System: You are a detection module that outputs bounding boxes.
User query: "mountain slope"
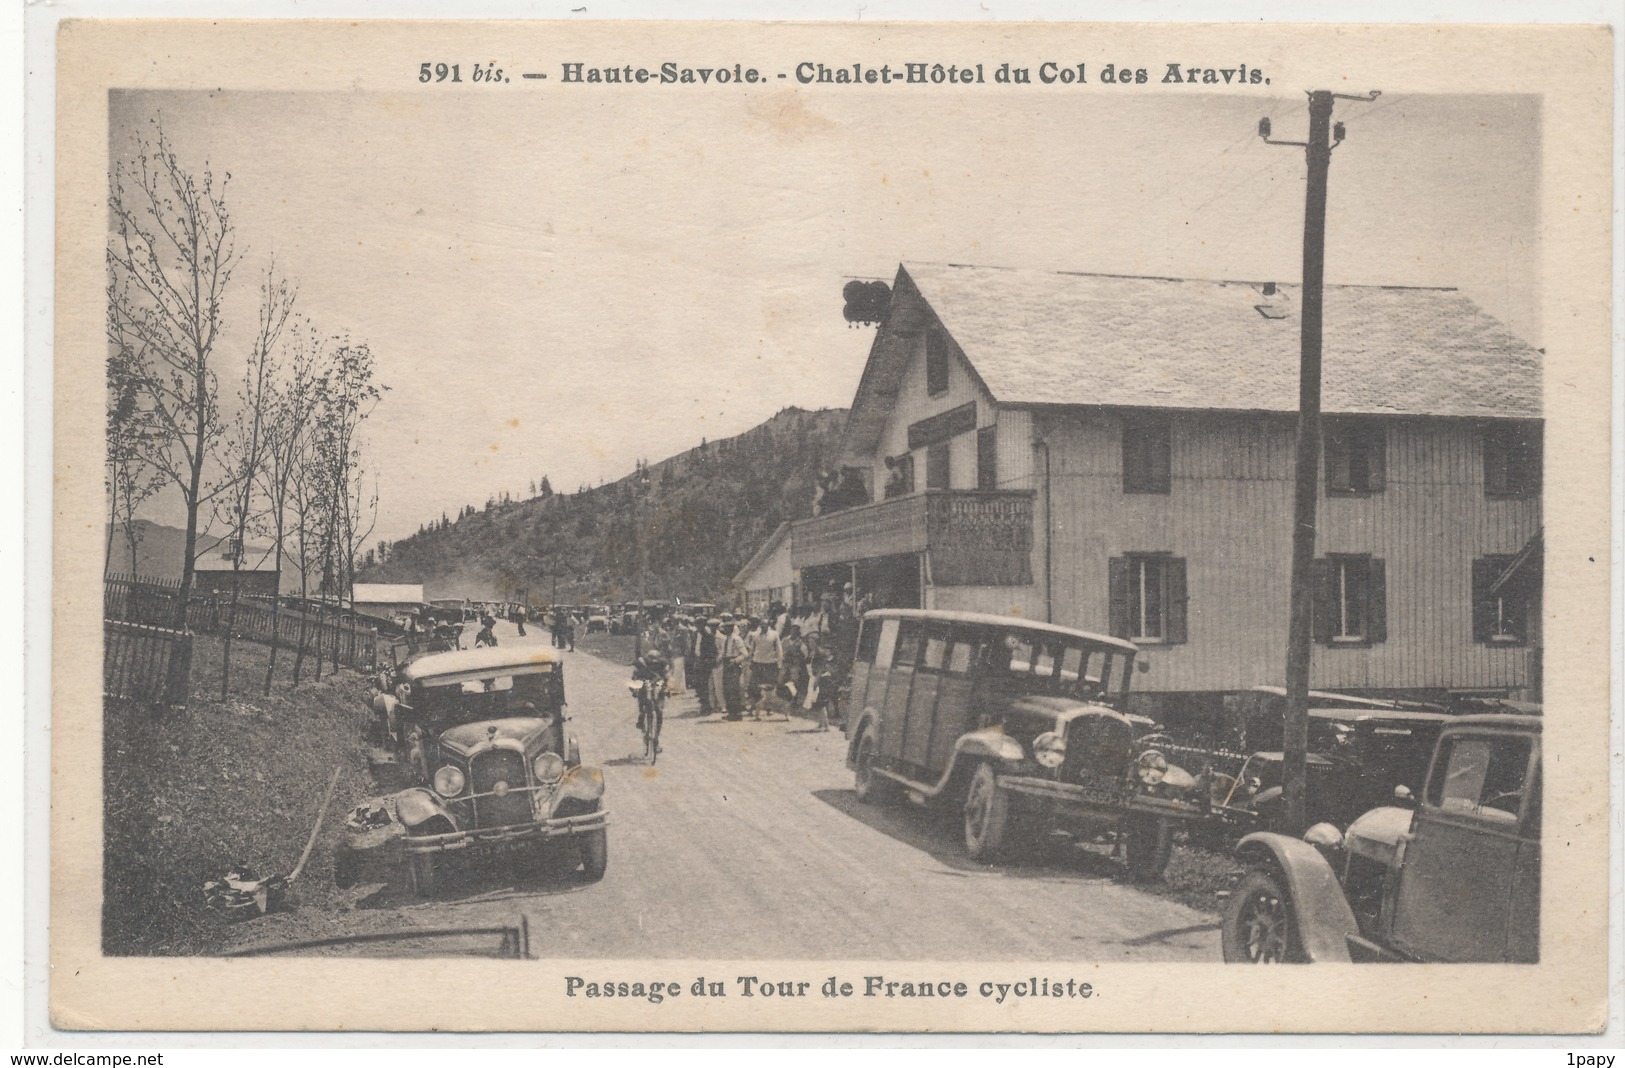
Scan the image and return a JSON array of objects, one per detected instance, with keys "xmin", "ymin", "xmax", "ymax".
[{"xmin": 360, "ymin": 406, "xmax": 847, "ymax": 603}]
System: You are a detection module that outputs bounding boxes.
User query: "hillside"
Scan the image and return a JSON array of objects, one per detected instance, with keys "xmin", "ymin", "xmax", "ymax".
[{"xmin": 359, "ymin": 406, "xmax": 848, "ymax": 603}]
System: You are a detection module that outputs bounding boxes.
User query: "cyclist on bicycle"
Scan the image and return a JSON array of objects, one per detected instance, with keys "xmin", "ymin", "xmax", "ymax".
[{"xmin": 630, "ymin": 649, "xmax": 669, "ymax": 740}]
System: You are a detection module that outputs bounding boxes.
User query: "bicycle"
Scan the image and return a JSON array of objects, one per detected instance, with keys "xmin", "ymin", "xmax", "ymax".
[{"xmin": 633, "ymin": 677, "xmax": 664, "ymax": 764}]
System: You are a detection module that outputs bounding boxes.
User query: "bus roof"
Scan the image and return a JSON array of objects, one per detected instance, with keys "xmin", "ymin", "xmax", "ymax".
[{"xmin": 859, "ymin": 609, "xmax": 1139, "ymax": 654}]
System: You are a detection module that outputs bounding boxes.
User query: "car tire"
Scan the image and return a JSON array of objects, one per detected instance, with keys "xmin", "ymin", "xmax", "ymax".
[
  {"xmin": 578, "ymin": 827, "xmax": 609, "ymax": 883},
  {"xmin": 407, "ymin": 852, "xmax": 438, "ymax": 897},
  {"xmin": 1222, "ymin": 868, "xmax": 1304, "ymax": 963},
  {"xmin": 963, "ymin": 763, "xmax": 1009, "ymax": 862},
  {"xmin": 852, "ymin": 725, "xmax": 891, "ymax": 805},
  {"xmin": 1123, "ymin": 814, "xmax": 1175, "ymax": 879}
]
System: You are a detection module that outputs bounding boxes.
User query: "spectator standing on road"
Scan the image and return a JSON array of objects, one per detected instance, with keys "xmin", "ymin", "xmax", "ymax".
[
  {"xmin": 746, "ymin": 617, "xmax": 782, "ymax": 720},
  {"xmin": 514, "ymin": 603, "xmax": 528, "ymax": 637},
  {"xmin": 564, "ymin": 612, "xmax": 577, "ymax": 651},
  {"xmin": 668, "ymin": 616, "xmax": 691, "ymax": 695},
  {"xmin": 780, "ymin": 624, "xmax": 808, "ymax": 716},
  {"xmin": 720, "ymin": 619, "xmax": 747, "ymax": 720},
  {"xmin": 806, "ymin": 633, "xmax": 837, "ymax": 732},
  {"xmin": 692, "ymin": 617, "xmax": 719, "ymax": 715},
  {"xmin": 475, "ymin": 615, "xmax": 498, "ymax": 648}
]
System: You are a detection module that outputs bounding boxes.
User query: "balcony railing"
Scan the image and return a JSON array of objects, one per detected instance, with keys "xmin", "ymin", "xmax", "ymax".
[{"xmin": 791, "ymin": 489, "xmax": 1034, "ymax": 586}]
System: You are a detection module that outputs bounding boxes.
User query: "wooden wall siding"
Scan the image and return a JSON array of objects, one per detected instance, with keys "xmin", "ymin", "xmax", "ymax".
[
  {"xmin": 929, "ymin": 583, "xmax": 1045, "ymax": 619},
  {"xmin": 1038, "ymin": 410, "xmax": 1539, "ymax": 694}
]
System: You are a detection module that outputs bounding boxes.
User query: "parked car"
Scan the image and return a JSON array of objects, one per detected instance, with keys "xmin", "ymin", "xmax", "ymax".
[
  {"xmin": 340, "ymin": 646, "xmax": 609, "ymax": 896},
  {"xmin": 1222, "ymin": 712, "xmax": 1540, "ymax": 963},
  {"xmin": 587, "ymin": 605, "xmax": 611, "ymax": 634},
  {"xmin": 843, "ymin": 609, "xmax": 1208, "ymax": 876},
  {"xmin": 1201, "ymin": 705, "xmax": 1456, "ymax": 836}
]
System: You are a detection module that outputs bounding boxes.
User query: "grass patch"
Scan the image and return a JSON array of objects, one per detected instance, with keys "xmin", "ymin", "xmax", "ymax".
[{"xmin": 102, "ymin": 634, "xmax": 379, "ymax": 956}]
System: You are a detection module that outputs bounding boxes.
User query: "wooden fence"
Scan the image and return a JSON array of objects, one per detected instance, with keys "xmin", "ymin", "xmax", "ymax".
[
  {"xmin": 105, "ymin": 574, "xmax": 381, "ymax": 677},
  {"xmin": 104, "ymin": 620, "xmax": 193, "ymax": 707},
  {"xmin": 104, "ymin": 573, "xmax": 188, "ymax": 629},
  {"xmin": 186, "ymin": 599, "xmax": 380, "ymax": 674}
]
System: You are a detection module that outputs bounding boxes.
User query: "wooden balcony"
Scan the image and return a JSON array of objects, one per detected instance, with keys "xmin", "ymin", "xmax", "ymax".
[{"xmin": 791, "ymin": 490, "xmax": 1034, "ymax": 586}]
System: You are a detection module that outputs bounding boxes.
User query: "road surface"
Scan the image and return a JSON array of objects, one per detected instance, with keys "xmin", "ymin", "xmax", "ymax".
[{"xmin": 305, "ymin": 620, "xmax": 1220, "ymax": 961}]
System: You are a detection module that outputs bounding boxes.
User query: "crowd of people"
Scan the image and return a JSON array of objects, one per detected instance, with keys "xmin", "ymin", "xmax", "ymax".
[{"xmin": 629, "ymin": 589, "xmax": 870, "ymax": 731}]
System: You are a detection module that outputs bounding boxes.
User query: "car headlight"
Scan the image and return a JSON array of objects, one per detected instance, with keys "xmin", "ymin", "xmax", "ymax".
[
  {"xmin": 1032, "ymin": 731, "xmax": 1066, "ymax": 769},
  {"xmin": 534, "ymin": 751, "xmax": 566, "ymax": 783},
  {"xmin": 1136, "ymin": 750, "xmax": 1168, "ymax": 785},
  {"xmin": 432, "ymin": 765, "xmax": 466, "ymax": 797}
]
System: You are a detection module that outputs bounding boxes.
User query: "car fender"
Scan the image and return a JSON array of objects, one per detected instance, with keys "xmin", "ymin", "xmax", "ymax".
[
  {"xmin": 845, "ymin": 709, "xmax": 880, "ymax": 768},
  {"xmin": 1234, "ymin": 832, "xmax": 1358, "ymax": 963},
  {"xmin": 953, "ymin": 728, "xmax": 1026, "ymax": 767},
  {"xmin": 393, "ymin": 787, "xmax": 459, "ymax": 833},
  {"xmin": 558, "ymin": 764, "xmax": 605, "ymax": 805}
]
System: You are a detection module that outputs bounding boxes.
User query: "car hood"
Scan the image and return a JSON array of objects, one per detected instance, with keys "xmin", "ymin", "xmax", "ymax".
[
  {"xmin": 1342, "ymin": 805, "xmax": 1415, "ymax": 868},
  {"xmin": 439, "ymin": 716, "xmax": 554, "ymax": 755},
  {"xmin": 996, "ymin": 694, "xmax": 1132, "ymax": 726}
]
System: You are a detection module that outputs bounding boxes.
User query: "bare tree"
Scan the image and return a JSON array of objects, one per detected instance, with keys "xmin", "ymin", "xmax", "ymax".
[
  {"xmin": 107, "ymin": 120, "xmax": 240, "ymax": 598},
  {"xmin": 211, "ymin": 266, "xmax": 297, "ymax": 698},
  {"xmin": 257, "ymin": 321, "xmax": 324, "ymax": 693},
  {"xmin": 104, "ymin": 327, "xmax": 165, "ymax": 576}
]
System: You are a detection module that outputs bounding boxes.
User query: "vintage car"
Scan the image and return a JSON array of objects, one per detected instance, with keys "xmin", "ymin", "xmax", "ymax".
[
  {"xmin": 1198, "ymin": 704, "xmax": 1456, "ymax": 836},
  {"xmin": 844, "ymin": 610, "xmax": 1208, "ymax": 876},
  {"xmin": 586, "ymin": 605, "xmax": 612, "ymax": 634},
  {"xmin": 340, "ymin": 646, "xmax": 608, "ymax": 895},
  {"xmin": 1222, "ymin": 713, "xmax": 1540, "ymax": 963}
]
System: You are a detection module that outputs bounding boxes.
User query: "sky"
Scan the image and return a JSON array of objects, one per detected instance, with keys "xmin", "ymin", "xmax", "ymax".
[{"xmin": 109, "ymin": 88, "xmax": 1540, "ymax": 546}]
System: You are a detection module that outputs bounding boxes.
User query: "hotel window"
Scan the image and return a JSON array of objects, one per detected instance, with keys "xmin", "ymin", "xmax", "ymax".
[
  {"xmin": 1122, "ymin": 415, "xmax": 1172, "ymax": 494},
  {"xmin": 925, "ymin": 329, "xmax": 950, "ymax": 396},
  {"xmin": 1108, "ymin": 553, "xmax": 1188, "ymax": 644},
  {"xmin": 1313, "ymin": 554, "xmax": 1387, "ymax": 645},
  {"xmin": 1472, "ymin": 555, "xmax": 1529, "ymax": 645},
  {"xmin": 1324, "ymin": 418, "xmax": 1386, "ymax": 495},
  {"xmin": 1483, "ymin": 424, "xmax": 1541, "ymax": 499},
  {"xmin": 926, "ymin": 442, "xmax": 951, "ymax": 490}
]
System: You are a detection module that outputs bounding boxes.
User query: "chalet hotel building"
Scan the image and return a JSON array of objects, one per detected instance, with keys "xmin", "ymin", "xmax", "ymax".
[{"xmin": 758, "ymin": 262, "xmax": 1542, "ymax": 725}]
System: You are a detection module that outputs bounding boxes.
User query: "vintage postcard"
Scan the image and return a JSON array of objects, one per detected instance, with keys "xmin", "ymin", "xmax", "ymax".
[{"xmin": 47, "ymin": 16, "xmax": 1612, "ymax": 1034}]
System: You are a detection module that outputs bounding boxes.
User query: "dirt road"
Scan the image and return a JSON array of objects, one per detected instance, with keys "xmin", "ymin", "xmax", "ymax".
[{"xmin": 260, "ymin": 622, "xmax": 1220, "ymax": 961}]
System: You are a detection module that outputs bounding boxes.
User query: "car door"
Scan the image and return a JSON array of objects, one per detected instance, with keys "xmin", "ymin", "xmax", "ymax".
[
  {"xmin": 1388, "ymin": 729, "xmax": 1534, "ymax": 962},
  {"xmin": 927, "ymin": 634, "xmax": 981, "ymax": 773},
  {"xmin": 876, "ymin": 621, "xmax": 920, "ymax": 761},
  {"xmin": 901, "ymin": 628, "xmax": 950, "ymax": 771}
]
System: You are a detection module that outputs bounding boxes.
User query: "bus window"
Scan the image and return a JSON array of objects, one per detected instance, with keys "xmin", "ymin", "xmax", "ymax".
[
  {"xmin": 1005, "ymin": 637, "xmax": 1034, "ymax": 675},
  {"xmin": 1033, "ymin": 643, "xmax": 1057, "ymax": 678},
  {"xmin": 946, "ymin": 639, "xmax": 977, "ymax": 676},
  {"xmin": 922, "ymin": 634, "xmax": 948, "ymax": 671},
  {"xmin": 894, "ymin": 622, "xmax": 923, "ymax": 667},
  {"xmin": 855, "ymin": 618, "xmax": 883, "ymax": 664},
  {"xmin": 873, "ymin": 618, "xmax": 900, "ymax": 670}
]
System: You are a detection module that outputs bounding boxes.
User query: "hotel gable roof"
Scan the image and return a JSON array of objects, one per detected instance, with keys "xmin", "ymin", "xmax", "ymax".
[{"xmin": 839, "ymin": 261, "xmax": 1544, "ymax": 461}]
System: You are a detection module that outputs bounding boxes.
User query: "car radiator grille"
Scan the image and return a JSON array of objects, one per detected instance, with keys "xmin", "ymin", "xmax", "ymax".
[
  {"xmin": 1062, "ymin": 716, "xmax": 1135, "ymax": 791},
  {"xmin": 470, "ymin": 749, "xmax": 532, "ymax": 828}
]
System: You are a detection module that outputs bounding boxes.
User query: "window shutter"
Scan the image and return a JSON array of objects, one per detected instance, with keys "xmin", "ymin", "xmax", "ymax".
[
  {"xmin": 1471, "ymin": 557, "xmax": 1498, "ymax": 643},
  {"xmin": 1165, "ymin": 557, "xmax": 1189, "ymax": 645},
  {"xmin": 1366, "ymin": 558, "xmax": 1387, "ymax": 643},
  {"xmin": 1108, "ymin": 556, "xmax": 1131, "ymax": 639},
  {"xmin": 1366, "ymin": 424, "xmax": 1386, "ymax": 492},
  {"xmin": 1311, "ymin": 559, "xmax": 1335, "ymax": 644}
]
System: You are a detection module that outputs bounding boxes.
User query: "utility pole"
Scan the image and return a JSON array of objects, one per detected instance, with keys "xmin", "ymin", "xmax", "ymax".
[{"xmin": 1258, "ymin": 88, "xmax": 1379, "ymax": 833}]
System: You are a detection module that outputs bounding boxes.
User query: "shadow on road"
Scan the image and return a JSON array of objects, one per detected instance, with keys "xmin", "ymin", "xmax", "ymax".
[
  {"xmin": 354, "ymin": 847, "xmax": 599, "ymax": 909},
  {"xmin": 811, "ymin": 788, "xmax": 1127, "ymax": 883}
]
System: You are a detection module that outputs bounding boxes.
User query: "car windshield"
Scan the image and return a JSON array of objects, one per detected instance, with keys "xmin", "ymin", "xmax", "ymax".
[
  {"xmin": 419, "ymin": 670, "xmax": 561, "ymax": 722},
  {"xmin": 992, "ymin": 633, "xmax": 1132, "ymax": 701}
]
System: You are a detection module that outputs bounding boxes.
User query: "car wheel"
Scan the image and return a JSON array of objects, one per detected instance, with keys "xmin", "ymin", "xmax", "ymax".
[
  {"xmin": 1123, "ymin": 814, "xmax": 1175, "ymax": 879},
  {"xmin": 963, "ymin": 763, "xmax": 1009, "ymax": 862},
  {"xmin": 852, "ymin": 725, "xmax": 890, "ymax": 805},
  {"xmin": 578, "ymin": 827, "xmax": 609, "ymax": 882},
  {"xmin": 1222, "ymin": 868, "xmax": 1304, "ymax": 963},
  {"xmin": 407, "ymin": 852, "xmax": 438, "ymax": 897}
]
